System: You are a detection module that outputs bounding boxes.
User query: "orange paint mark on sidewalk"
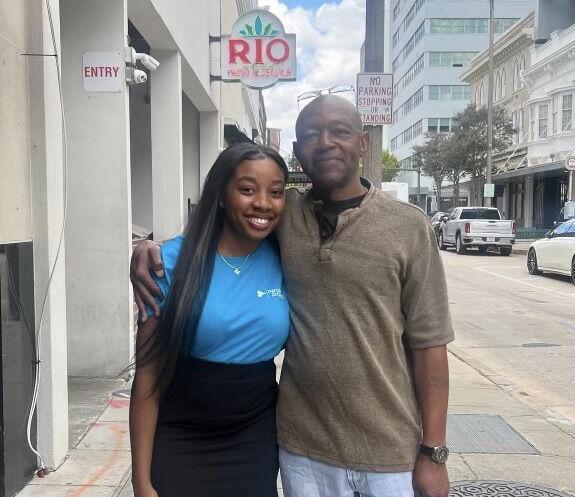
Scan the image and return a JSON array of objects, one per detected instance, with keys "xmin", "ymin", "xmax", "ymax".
[
  {"xmin": 70, "ymin": 424, "xmax": 127, "ymax": 497},
  {"xmin": 109, "ymin": 398, "xmax": 130, "ymax": 409}
]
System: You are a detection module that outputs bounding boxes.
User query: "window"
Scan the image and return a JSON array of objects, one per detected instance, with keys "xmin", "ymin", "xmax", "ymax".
[
  {"xmin": 398, "ymin": 87, "xmax": 424, "ymax": 117},
  {"xmin": 402, "ymin": 0, "xmax": 425, "ymax": 32},
  {"xmin": 479, "ymin": 82, "xmax": 485, "ymax": 106},
  {"xmin": 513, "ymin": 59, "xmax": 520, "ymax": 92},
  {"xmin": 568, "ymin": 221, "xmax": 575, "ymax": 234},
  {"xmin": 395, "ymin": 55, "xmax": 425, "ymax": 97},
  {"xmin": 495, "ymin": 72, "xmax": 501, "ymax": 101},
  {"xmin": 562, "ymin": 94, "xmax": 573, "ymax": 131},
  {"xmin": 494, "ymin": 18, "xmax": 518, "ymax": 33},
  {"xmin": 460, "ymin": 209, "xmax": 501, "ymax": 220},
  {"xmin": 538, "ymin": 103, "xmax": 549, "ymax": 139},
  {"xmin": 552, "ymin": 97, "xmax": 558, "ymax": 135},
  {"xmin": 393, "ymin": 120, "xmax": 424, "ymax": 147},
  {"xmin": 403, "ymin": 22, "xmax": 425, "ymax": 60},
  {"xmin": 501, "ymin": 69, "xmax": 506, "ymax": 99},
  {"xmin": 429, "ymin": 85, "xmax": 470, "ymax": 101},
  {"xmin": 430, "ymin": 18, "xmax": 517, "ymax": 34},
  {"xmin": 519, "ymin": 56, "xmax": 526, "ymax": 89},
  {"xmin": 393, "ymin": 56, "xmax": 400, "ymax": 72},
  {"xmin": 529, "ymin": 106, "xmax": 536, "ymax": 141},
  {"xmin": 428, "ymin": 118, "xmax": 454, "ymax": 133},
  {"xmin": 429, "ymin": 52, "xmax": 478, "ymax": 68},
  {"xmin": 512, "ymin": 111, "xmax": 518, "ymax": 144},
  {"xmin": 553, "ymin": 220, "xmax": 574, "ymax": 236},
  {"xmin": 393, "ymin": 29, "xmax": 400, "ymax": 47}
]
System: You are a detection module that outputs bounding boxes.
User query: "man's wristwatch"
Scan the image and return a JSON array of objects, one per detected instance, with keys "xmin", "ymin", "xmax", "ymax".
[{"xmin": 419, "ymin": 444, "xmax": 449, "ymax": 464}]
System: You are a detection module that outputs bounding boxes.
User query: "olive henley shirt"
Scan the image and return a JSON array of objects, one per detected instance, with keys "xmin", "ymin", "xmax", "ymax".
[{"xmin": 276, "ymin": 181, "xmax": 455, "ymax": 472}]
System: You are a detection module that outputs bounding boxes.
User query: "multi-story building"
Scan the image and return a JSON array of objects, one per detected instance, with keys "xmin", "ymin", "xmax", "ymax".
[
  {"xmin": 461, "ymin": 13, "xmax": 535, "ymax": 227},
  {"xmin": 389, "ymin": 0, "xmax": 535, "ymax": 207},
  {"xmin": 462, "ymin": 4, "xmax": 575, "ymax": 231}
]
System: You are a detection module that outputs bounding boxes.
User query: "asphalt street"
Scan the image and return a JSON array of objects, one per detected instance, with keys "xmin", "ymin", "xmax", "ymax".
[{"xmin": 442, "ymin": 247, "xmax": 575, "ymax": 425}]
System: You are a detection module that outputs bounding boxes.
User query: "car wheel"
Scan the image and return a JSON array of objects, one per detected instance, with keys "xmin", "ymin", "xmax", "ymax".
[
  {"xmin": 438, "ymin": 232, "xmax": 447, "ymax": 251},
  {"xmin": 456, "ymin": 234, "xmax": 466, "ymax": 255},
  {"xmin": 527, "ymin": 248, "xmax": 541, "ymax": 275},
  {"xmin": 500, "ymin": 247, "xmax": 512, "ymax": 256},
  {"xmin": 571, "ymin": 256, "xmax": 575, "ymax": 285}
]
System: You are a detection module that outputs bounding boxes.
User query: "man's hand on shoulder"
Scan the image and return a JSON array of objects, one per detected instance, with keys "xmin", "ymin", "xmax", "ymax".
[
  {"xmin": 130, "ymin": 240, "xmax": 163, "ymax": 321},
  {"xmin": 413, "ymin": 453, "xmax": 449, "ymax": 497}
]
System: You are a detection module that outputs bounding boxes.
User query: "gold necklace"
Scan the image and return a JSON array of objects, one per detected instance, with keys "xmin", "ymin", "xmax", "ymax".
[{"xmin": 217, "ymin": 249, "xmax": 254, "ymax": 275}]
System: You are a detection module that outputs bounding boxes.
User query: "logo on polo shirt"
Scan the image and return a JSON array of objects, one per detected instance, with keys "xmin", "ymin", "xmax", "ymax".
[{"xmin": 256, "ymin": 288, "xmax": 285, "ymax": 299}]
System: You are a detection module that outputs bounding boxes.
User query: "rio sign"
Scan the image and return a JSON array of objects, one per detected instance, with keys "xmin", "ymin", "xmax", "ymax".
[{"xmin": 221, "ymin": 9, "xmax": 296, "ymax": 89}]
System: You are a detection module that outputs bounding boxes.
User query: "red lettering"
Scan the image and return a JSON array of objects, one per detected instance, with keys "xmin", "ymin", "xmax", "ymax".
[
  {"xmin": 84, "ymin": 67, "xmax": 91, "ymax": 77},
  {"xmin": 266, "ymin": 39, "xmax": 289, "ymax": 63},
  {"xmin": 90, "ymin": 67, "xmax": 98, "ymax": 77},
  {"xmin": 255, "ymin": 38, "xmax": 264, "ymax": 64},
  {"xmin": 105, "ymin": 67, "xmax": 112, "ymax": 77},
  {"xmin": 229, "ymin": 39, "xmax": 250, "ymax": 64},
  {"xmin": 112, "ymin": 67, "xmax": 119, "ymax": 77}
]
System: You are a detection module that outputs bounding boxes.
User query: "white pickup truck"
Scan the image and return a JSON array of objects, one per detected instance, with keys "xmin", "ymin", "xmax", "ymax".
[{"xmin": 438, "ymin": 207, "xmax": 516, "ymax": 256}]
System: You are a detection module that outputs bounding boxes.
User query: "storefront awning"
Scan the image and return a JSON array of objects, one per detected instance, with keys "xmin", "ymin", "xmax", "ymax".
[{"xmin": 493, "ymin": 161, "xmax": 568, "ymax": 181}]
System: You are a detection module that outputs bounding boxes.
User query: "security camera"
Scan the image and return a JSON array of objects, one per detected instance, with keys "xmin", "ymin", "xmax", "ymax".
[
  {"xmin": 126, "ymin": 67, "xmax": 147, "ymax": 85},
  {"xmin": 133, "ymin": 69, "xmax": 147, "ymax": 84},
  {"xmin": 137, "ymin": 53, "xmax": 160, "ymax": 71},
  {"xmin": 125, "ymin": 47, "xmax": 160, "ymax": 72}
]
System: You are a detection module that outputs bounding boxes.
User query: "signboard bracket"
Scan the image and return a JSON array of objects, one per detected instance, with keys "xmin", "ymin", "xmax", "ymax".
[
  {"xmin": 210, "ymin": 75, "xmax": 222, "ymax": 82},
  {"xmin": 209, "ymin": 36, "xmax": 221, "ymax": 44}
]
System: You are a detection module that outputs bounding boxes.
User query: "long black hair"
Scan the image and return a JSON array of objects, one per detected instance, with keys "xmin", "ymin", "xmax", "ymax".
[{"xmin": 138, "ymin": 143, "xmax": 288, "ymax": 395}]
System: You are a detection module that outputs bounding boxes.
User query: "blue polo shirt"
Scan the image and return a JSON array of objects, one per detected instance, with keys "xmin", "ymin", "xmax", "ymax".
[{"xmin": 148, "ymin": 236, "xmax": 289, "ymax": 364}]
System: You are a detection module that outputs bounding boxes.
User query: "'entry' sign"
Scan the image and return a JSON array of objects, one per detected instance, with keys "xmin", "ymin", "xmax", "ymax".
[
  {"xmin": 82, "ymin": 52, "xmax": 123, "ymax": 93},
  {"xmin": 356, "ymin": 73, "xmax": 393, "ymax": 125}
]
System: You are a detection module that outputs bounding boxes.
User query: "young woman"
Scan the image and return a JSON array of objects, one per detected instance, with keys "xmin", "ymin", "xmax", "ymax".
[{"xmin": 129, "ymin": 143, "xmax": 290, "ymax": 497}]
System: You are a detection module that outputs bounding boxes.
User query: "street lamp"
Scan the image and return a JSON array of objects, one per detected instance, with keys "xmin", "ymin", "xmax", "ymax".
[{"xmin": 486, "ymin": 0, "xmax": 495, "ymax": 207}]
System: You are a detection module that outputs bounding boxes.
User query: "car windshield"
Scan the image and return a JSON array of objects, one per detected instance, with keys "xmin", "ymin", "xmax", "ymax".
[{"xmin": 459, "ymin": 209, "xmax": 501, "ymax": 220}]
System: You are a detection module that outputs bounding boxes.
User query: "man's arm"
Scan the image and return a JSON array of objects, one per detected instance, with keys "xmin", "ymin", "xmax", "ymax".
[
  {"xmin": 412, "ymin": 345, "xmax": 450, "ymax": 497},
  {"xmin": 130, "ymin": 240, "xmax": 164, "ymax": 320}
]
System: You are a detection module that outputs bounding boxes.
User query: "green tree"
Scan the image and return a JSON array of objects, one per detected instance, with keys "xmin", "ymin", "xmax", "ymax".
[
  {"xmin": 451, "ymin": 104, "xmax": 514, "ymax": 206},
  {"xmin": 413, "ymin": 133, "xmax": 448, "ymax": 210},
  {"xmin": 381, "ymin": 149, "xmax": 400, "ymax": 182},
  {"xmin": 285, "ymin": 153, "xmax": 302, "ymax": 172}
]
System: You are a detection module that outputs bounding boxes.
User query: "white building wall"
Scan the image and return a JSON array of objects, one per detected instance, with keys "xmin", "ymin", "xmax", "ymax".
[
  {"xmin": 183, "ymin": 94, "xmax": 201, "ymax": 210},
  {"xmin": 0, "ymin": 0, "xmax": 32, "ymax": 243},
  {"xmin": 130, "ymin": 82, "xmax": 153, "ymax": 231},
  {"xmin": 524, "ymin": 24, "xmax": 575, "ymax": 168},
  {"xmin": 61, "ymin": 0, "xmax": 134, "ymax": 377},
  {"xmin": 389, "ymin": 0, "xmax": 535, "ymax": 188}
]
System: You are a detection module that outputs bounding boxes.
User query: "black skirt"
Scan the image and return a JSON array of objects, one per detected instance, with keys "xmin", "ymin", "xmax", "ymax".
[{"xmin": 151, "ymin": 355, "xmax": 279, "ymax": 497}]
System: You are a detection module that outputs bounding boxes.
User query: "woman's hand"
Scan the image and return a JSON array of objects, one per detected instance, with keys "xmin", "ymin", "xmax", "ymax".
[
  {"xmin": 130, "ymin": 240, "xmax": 163, "ymax": 321},
  {"xmin": 133, "ymin": 480, "xmax": 159, "ymax": 497}
]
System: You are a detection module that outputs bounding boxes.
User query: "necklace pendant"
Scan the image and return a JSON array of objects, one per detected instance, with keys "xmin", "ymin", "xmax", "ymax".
[{"xmin": 234, "ymin": 268, "xmax": 241, "ymax": 275}]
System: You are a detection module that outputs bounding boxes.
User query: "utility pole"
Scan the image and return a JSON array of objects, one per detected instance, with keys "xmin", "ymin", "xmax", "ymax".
[
  {"xmin": 485, "ymin": 0, "xmax": 495, "ymax": 207},
  {"xmin": 363, "ymin": 0, "xmax": 385, "ymax": 187}
]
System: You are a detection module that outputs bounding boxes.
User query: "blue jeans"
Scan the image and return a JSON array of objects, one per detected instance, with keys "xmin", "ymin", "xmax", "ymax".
[{"xmin": 279, "ymin": 447, "xmax": 414, "ymax": 497}]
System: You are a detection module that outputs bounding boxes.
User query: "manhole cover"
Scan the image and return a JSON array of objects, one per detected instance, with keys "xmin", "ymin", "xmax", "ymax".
[
  {"xmin": 450, "ymin": 481, "xmax": 574, "ymax": 496},
  {"xmin": 447, "ymin": 415, "xmax": 538, "ymax": 454}
]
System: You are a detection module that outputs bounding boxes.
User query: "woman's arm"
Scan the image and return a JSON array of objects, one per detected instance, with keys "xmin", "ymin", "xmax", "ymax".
[{"xmin": 130, "ymin": 318, "xmax": 161, "ymax": 497}]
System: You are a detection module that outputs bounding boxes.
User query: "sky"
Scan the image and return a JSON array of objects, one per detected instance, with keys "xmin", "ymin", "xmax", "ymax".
[{"xmin": 261, "ymin": 0, "xmax": 366, "ymax": 157}]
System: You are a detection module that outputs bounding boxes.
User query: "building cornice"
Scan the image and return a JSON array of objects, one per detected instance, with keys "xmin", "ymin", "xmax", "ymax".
[
  {"xmin": 522, "ymin": 41, "xmax": 575, "ymax": 85},
  {"xmin": 461, "ymin": 13, "xmax": 535, "ymax": 83}
]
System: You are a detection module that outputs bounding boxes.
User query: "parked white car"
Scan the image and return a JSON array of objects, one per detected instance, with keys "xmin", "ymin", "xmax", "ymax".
[{"xmin": 527, "ymin": 219, "xmax": 575, "ymax": 285}]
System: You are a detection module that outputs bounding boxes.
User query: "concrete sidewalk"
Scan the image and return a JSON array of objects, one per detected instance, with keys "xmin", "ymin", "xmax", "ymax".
[{"xmin": 16, "ymin": 349, "xmax": 575, "ymax": 497}]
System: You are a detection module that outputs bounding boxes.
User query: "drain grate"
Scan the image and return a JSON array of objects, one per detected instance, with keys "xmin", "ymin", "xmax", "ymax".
[
  {"xmin": 450, "ymin": 481, "xmax": 574, "ymax": 496},
  {"xmin": 447, "ymin": 414, "xmax": 538, "ymax": 454}
]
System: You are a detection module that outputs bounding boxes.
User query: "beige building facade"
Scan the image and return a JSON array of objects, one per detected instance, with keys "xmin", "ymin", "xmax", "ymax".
[{"xmin": 462, "ymin": 13, "xmax": 537, "ymax": 228}]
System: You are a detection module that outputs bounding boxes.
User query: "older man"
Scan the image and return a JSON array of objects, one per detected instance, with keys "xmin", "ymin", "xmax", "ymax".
[{"xmin": 132, "ymin": 95, "xmax": 454, "ymax": 497}]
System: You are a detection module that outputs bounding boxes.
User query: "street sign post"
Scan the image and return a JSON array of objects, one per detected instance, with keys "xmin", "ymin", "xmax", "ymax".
[
  {"xmin": 356, "ymin": 73, "xmax": 393, "ymax": 125},
  {"xmin": 484, "ymin": 183, "xmax": 495, "ymax": 198}
]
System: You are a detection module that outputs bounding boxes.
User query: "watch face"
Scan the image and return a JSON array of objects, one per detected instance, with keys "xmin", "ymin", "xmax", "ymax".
[{"xmin": 433, "ymin": 446, "xmax": 449, "ymax": 463}]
